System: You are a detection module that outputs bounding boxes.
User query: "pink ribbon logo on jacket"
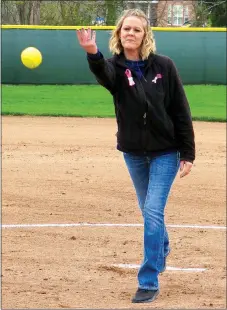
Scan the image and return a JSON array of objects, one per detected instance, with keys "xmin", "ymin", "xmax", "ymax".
[
  {"xmin": 125, "ymin": 69, "xmax": 135, "ymax": 86},
  {"xmin": 152, "ymin": 73, "xmax": 162, "ymax": 83}
]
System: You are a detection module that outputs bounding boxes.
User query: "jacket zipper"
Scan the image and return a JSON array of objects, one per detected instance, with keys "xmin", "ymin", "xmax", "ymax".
[
  {"xmin": 138, "ymin": 78, "xmax": 148, "ymax": 154},
  {"xmin": 125, "ymin": 66, "xmax": 148, "ymax": 154},
  {"xmin": 130, "ymin": 69, "xmax": 147, "ymax": 125}
]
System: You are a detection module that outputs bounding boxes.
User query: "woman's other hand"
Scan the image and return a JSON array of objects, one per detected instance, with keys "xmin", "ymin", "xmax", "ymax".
[{"xmin": 180, "ymin": 160, "xmax": 193, "ymax": 178}]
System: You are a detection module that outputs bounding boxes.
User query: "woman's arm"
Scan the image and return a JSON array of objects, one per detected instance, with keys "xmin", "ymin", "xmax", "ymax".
[
  {"xmin": 76, "ymin": 28, "xmax": 116, "ymax": 94},
  {"xmin": 167, "ymin": 58, "xmax": 195, "ymax": 177}
]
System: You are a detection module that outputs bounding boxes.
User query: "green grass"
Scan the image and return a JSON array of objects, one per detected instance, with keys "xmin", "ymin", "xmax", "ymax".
[{"xmin": 2, "ymin": 84, "xmax": 226, "ymax": 121}]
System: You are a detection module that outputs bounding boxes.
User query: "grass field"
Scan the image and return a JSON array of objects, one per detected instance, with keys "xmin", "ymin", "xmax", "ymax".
[{"xmin": 2, "ymin": 84, "xmax": 226, "ymax": 121}]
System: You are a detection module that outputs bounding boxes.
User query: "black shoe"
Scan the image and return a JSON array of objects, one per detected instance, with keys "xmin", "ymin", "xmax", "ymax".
[{"xmin": 131, "ymin": 288, "xmax": 159, "ymax": 303}]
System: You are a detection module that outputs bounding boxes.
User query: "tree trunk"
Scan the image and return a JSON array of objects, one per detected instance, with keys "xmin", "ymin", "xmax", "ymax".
[
  {"xmin": 1, "ymin": 0, "xmax": 20, "ymax": 24},
  {"xmin": 150, "ymin": 2, "xmax": 158, "ymax": 26},
  {"xmin": 29, "ymin": 1, "xmax": 41, "ymax": 25}
]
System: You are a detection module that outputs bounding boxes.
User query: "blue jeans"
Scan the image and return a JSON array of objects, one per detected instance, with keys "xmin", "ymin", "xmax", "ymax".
[{"xmin": 123, "ymin": 151, "xmax": 180, "ymax": 290}]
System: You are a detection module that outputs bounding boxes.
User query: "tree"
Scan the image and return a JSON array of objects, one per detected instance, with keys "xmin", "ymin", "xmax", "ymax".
[
  {"xmin": 40, "ymin": 1, "xmax": 102, "ymax": 26},
  {"xmin": 1, "ymin": 0, "xmax": 104, "ymax": 25},
  {"xmin": 39, "ymin": 1, "xmax": 61, "ymax": 26},
  {"xmin": 191, "ymin": 1, "xmax": 210, "ymax": 26},
  {"xmin": 1, "ymin": 0, "xmax": 126, "ymax": 26},
  {"xmin": 208, "ymin": 1, "xmax": 226, "ymax": 26},
  {"xmin": 192, "ymin": 0, "xmax": 226, "ymax": 27},
  {"xmin": 155, "ymin": 2, "xmax": 168, "ymax": 27},
  {"xmin": 105, "ymin": 0, "xmax": 125, "ymax": 25},
  {"xmin": 29, "ymin": 0, "xmax": 41, "ymax": 24},
  {"xmin": 58, "ymin": 1, "xmax": 93, "ymax": 26},
  {"xmin": 1, "ymin": 1, "xmax": 20, "ymax": 24},
  {"xmin": 1, "ymin": 0, "xmax": 41, "ymax": 24}
]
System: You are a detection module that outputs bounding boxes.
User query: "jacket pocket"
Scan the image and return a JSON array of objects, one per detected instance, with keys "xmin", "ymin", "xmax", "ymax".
[{"xmin": 147, "ymin": 92, "xmax": 175, "ymax": 142}]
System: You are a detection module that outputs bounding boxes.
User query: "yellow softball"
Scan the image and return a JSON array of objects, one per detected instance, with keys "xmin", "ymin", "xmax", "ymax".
[{"xmin": 21, "ymin": 47, "xmax": 42, "ymax": 69}]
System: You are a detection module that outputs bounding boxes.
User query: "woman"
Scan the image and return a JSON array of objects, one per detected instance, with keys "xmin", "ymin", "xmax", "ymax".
[{"xmin": 76, "ymin": 9, "xmax": 195, "ymax": 304}]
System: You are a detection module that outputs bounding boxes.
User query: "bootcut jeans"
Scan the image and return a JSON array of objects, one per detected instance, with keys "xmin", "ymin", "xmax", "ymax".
[{"xmin": 123, "ymin": 151, "xmax": 180, "ymax": 290}]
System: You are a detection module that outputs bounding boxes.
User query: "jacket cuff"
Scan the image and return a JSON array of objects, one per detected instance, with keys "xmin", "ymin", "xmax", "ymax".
[
  {"xmin": 87, "ymin": 50, "xmax": 103, "ymax": 60},
  {"xmin": 180, "ymin": 155, "xmax": 195, "ymax": 163}
]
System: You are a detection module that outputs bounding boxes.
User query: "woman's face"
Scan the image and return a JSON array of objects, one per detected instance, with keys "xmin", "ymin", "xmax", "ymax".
[{"xmin": 120, "ymin": 16, "xmax": 146, "ymax": 52}]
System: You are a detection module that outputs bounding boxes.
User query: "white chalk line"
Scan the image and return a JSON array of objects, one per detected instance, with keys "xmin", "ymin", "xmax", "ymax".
[
  {"xmin": 112, "ymin": 264, "xmax": 206, "ymax": 272},
  {"xmin": 1, "ymin": 223, "xmax": 214, "ymax": 273},
  {"xmin": 1, "ymin": 222, "xmax": 226, "ymax": 230}
]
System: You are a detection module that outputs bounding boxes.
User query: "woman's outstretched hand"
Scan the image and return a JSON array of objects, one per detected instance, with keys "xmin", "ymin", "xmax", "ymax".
[{"xmin": 76, "ymin": 28, "xmax": 98, "ymax": 54}]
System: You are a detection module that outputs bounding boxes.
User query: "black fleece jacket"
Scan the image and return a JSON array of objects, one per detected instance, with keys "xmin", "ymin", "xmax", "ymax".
[{"xmin": 87, "ymin": 52, "xmax": 195, "ymax": 163}]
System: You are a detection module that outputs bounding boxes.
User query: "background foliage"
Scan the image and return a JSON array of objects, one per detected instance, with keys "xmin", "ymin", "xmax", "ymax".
[{"xmin": 1, "ymin": 0, "xmax": 226, "ymax": 27}]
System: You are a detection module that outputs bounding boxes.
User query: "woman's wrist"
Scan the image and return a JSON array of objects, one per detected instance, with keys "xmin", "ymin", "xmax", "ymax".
[{"xmin": 85, "ymin": 46, "xmax": 98, "ymax": 54}]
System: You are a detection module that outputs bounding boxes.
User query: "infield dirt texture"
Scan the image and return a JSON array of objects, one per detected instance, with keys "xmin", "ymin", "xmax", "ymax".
[{"xmin": 2, "ymin": 116, "xmax": 226, "ymax": 309}]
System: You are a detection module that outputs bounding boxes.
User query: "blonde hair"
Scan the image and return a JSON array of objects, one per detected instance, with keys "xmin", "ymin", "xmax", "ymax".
[{"xmin": 109, "ymin": 9, "xmax": 156, "ymax": 60}]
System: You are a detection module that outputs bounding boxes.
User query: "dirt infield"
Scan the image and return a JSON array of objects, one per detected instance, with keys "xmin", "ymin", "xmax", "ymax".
[{"xmin": 2, "ymin": 116, "xmax": 226, "ymax": 309}]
